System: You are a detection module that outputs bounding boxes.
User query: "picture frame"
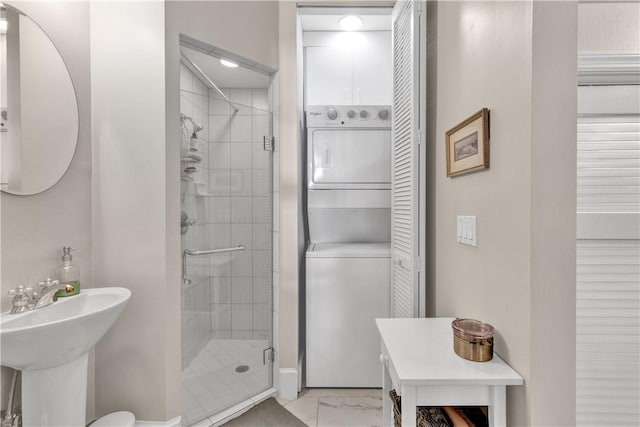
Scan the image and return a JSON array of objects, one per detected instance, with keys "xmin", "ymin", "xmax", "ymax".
[{"xmin": 446, "ymin": 108, "xmax": 490, "ymax": 177}]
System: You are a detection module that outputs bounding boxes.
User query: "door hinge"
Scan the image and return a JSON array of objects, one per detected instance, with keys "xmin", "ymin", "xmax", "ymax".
[
  {"xmin": 1, "ymin": 109, "xmax": 7, "ymax": 131},
  {"xmin": 263, "ymin": 136, "xmax": 275, "ymax": 152},
  {"xmin": 416, "ymin": 257, "xmax": 422, "ymax": 272},
  {"xmin": 263, "ymin": 347, "xmax": 274, "ymax": 365},
  {"xmin": 416, "ymin": 130, "xmax": 422, "ymax": 145}
]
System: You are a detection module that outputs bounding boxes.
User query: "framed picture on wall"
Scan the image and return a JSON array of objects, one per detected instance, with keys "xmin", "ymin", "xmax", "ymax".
[{"xmin": 446, "ymin": 108, "xmax": 490, "ymax": 177}]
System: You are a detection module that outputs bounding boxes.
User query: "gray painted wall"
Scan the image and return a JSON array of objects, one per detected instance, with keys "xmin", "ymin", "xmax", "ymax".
[
  {"xmin": 428, "ymin": 1, "xmax": 576, "ymax": 425},
  {"xmin": 90, "ymin": 1, "xmax": 175, "ymax": 422},
  {"xmin": 578, "ymin": 1, "xmax": 640, "ymax": 52}
]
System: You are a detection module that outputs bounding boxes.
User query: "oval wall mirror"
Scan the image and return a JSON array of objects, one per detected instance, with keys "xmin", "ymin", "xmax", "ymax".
[{"xmin": 1, "ymin": 3, "xmax": 79, "ymax": 196}]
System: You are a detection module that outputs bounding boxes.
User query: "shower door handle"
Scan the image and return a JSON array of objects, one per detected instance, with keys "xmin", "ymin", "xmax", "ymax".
[
  {"xmin": 184, "ymin": 246, "xmax": 245, "ymax": 256},
  {"xmin": 182, "ymin": 245, "xmax": 245, "ymax": 285}
]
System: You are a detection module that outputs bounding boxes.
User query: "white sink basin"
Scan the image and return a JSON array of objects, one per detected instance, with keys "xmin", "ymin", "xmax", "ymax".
[
  {"xmin": 0, "ymin": 287, "xmax": 131, "ymax": 427},
  {"xmin": 1, "ymin": 287, "xmax": 130, "ymax": 370}
]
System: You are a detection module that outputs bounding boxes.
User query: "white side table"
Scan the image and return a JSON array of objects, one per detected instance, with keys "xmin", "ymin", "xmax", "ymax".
[{"xmin": 376, "ymin": 318, "xmax": 523, "ymax": 427}]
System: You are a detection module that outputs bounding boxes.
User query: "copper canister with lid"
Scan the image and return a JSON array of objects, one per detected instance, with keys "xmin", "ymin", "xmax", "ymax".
[{"xmin": 452, "ymin": 318, "xmax": 494, "ymax": 362}]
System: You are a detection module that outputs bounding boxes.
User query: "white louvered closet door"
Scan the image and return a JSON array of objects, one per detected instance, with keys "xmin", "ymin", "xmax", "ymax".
[
  {"xmin": 576, "ymin": 84, "xmax": 640, "ymax": 426},
  {"xmin": 391, "ymin": 0, "xmax": 421, "ymax": 318}
]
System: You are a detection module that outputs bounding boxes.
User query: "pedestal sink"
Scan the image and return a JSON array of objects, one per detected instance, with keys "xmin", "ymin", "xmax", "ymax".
[{"xmin": 0, "ymin": 287, "xmax": 131, "ymax": 427}]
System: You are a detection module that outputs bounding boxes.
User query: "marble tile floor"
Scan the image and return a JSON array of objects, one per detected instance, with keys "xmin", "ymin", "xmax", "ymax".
[
  {"xmin": 278, "ymin": 388, "xmax": 383, "ymax": 427},
  {"xmin": 181, "ymin": 338, "xmax": 270, "ymax": 426}
]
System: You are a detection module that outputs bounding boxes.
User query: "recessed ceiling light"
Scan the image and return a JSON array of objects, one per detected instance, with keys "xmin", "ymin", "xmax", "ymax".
[
  {"xmin": 220, "ymin": 59, "xmax": 238, "ymax": 68},
  {"xmin": 339, "ymin": 15, "xmax": 362, "ymax": 31}
]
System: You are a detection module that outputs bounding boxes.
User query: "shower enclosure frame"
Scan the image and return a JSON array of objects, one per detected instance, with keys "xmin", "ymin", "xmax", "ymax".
[{"xmin": 177, "ymin": 34, "xmax": 279, "ymax": 426}]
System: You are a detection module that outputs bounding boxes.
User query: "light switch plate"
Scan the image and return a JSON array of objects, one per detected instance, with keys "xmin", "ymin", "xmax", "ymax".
[{"xmin": 457, "ymin": 215, "xmax": 477, "ymax": 247}]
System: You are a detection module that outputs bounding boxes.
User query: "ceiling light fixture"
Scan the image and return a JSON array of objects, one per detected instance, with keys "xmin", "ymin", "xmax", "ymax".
[
  {"xmin": 339, "ymin": 15, "xmax": 362, "ymax": 31},
  {"xmin": 220, "ymin": 59, "xmax": 238, "ymax": 68}
]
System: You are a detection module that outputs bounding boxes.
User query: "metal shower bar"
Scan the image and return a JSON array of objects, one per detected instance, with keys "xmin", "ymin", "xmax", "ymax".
[
  {"xmin": 180, "ymin": 52, "xmax": 240, "ymax": 114},
  {"xmin": 184, "ymin": 246, "xmax": 246, "ymax": 256},
  {"xmin": 182, "ymin": 245, "xmax": 245, "ymax": 285}
]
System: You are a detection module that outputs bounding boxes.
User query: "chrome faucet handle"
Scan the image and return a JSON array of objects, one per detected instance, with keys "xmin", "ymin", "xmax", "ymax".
[
  {"xmin": 8, "ymin": 285, "xmax": 32, "ymax": 314},
  {"xmin": 24, "ymin": 287, "xmax": 37, "ymax": 310}
]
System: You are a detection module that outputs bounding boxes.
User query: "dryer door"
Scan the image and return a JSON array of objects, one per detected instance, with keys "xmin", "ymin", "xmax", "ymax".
[{"xmin": 308, "ymin": 128, "xmax": 391, "ymax": 189}]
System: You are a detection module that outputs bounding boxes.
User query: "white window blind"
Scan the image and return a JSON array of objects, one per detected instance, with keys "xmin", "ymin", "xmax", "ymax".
[
  {"xmin": 391, "ymin": 0, "xmax": 420, "ymax": 318},
  {"xmin": 576, "ymin": 240, "xmax": 639, "ymax": 426},
  {"xmin": 578, "ymin": 116, "xmax": 640, "ymax": 213},
  {"xmin": 576, "ymin": 83, "xmax": 640, "ymax": 426}
]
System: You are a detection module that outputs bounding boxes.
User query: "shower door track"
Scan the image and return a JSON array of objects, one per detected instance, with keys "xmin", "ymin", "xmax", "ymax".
[{"xmin": 182, "ymin": 245, "xmax": 245, "ymax": 285}]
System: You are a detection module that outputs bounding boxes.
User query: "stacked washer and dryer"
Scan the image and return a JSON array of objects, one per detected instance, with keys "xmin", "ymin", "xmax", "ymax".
[{"xmin": 305, "ymin": 105, "xmax": 392, "ymax": 387}]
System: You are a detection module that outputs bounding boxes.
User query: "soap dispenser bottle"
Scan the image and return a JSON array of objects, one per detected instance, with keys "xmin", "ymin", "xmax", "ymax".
[{"xmin": 56, "ymin": 246, "xmax": 80, "ymax": 297}]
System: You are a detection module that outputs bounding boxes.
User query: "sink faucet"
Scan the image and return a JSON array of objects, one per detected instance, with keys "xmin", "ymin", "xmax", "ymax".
[
  {"xmin": 34, "ymin": 279, "xmax": 74, "ymax": 310},
  {"xmin": 8, "ymin": 279, "xmax": 74, "ymax": 314}
]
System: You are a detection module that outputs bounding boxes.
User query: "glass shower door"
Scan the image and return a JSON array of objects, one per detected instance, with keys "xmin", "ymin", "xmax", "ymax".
[
  {"xmin": 180, "ymin": 47, "xmax": 274, "ymax": 425},
  {"xmin": 206, "ymin": 103, "xmax": 274, "ymax": 406}
]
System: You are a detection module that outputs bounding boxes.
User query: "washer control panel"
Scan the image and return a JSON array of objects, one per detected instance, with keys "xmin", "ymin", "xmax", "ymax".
[{"xmin": 306, "ymin": 106, "xmax": 391, "ymax": 128}]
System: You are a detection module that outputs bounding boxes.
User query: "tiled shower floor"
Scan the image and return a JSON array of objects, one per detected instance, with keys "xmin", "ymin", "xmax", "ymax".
[{"xmin": 181, "ymin": 338, "xmax": 270, "ymax": 425}]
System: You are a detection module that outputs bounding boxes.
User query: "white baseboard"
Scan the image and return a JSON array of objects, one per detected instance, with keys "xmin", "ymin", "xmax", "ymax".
[
  {"xmin": 134, "ymin": 415, "xmax": 181, "ymax": 427},
  {"xmin": 277, "ymin": 368, "xmax": 299, "ymax": 401}
]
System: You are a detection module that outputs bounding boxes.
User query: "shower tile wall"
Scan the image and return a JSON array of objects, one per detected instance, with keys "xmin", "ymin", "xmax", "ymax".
[
  {"xmin": 180, "ymin": 63, "xmax": 212, "ymax": 366},
  {"xmin": 209, "ymin": 88, "xmax": 273, "ymax": 341},
  {"xmin": 180, "ymin": 60, "xmax": 274, "ymax": 378}
]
